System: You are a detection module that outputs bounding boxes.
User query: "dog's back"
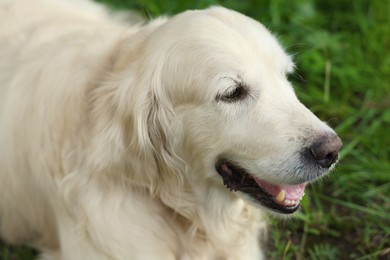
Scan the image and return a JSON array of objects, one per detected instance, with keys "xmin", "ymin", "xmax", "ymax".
[{"xmin": 0, "ymin": 0, "xmax": 123, "ymax": 250}]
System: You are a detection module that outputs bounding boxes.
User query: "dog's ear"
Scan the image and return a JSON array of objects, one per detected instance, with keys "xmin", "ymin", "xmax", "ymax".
[
  {"xmin": 81, "ymin": 20, "xmax": 185, "ymax": 190},
  {"xmin": 149, "ymin": 96, "xmax": 184, "ymax": 184},
  {"xmin": 124, "ymin": 66, "xmax": 185, "ymax": 189}
]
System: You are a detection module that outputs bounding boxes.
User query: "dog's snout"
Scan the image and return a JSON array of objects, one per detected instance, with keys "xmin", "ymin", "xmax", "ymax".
[{"xmin": 307, "ymin": 134, "xmax": 343, "ymax": 169}]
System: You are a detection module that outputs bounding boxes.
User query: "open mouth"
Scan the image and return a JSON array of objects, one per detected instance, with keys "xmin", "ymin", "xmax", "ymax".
[{"xmin": 215, "ymin": 159, "xmax": 307, "ymax": 214}]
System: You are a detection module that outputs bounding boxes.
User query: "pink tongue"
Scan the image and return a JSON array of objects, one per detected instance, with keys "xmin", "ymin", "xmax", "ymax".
[{"xmin": 255, "ymin": 179, "xmax": 306, "ymax": 200}]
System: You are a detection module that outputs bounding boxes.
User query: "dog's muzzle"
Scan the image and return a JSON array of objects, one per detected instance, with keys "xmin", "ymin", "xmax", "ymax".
[{"xmin": 216, "ymin": 133, "xmax": 342, "ymax": 214}]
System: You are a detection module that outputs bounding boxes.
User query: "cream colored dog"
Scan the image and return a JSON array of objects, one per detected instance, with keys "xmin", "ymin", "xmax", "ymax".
[{"xmin": 0, "ymin": 0, "xmax": 342, "ymax": 259}]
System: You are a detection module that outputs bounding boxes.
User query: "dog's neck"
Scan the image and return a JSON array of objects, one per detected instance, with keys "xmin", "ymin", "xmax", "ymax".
[{"xmin": 157, "ymin": 166, "xmax": 266, "ymax": 253}]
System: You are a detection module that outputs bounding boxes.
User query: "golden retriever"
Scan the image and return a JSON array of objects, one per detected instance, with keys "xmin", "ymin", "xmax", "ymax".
[{"xmin": 0, "ymin": 0, "xmax": 342, "ymax": 259}]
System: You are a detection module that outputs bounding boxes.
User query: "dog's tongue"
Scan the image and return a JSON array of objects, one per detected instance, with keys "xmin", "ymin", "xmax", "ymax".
[{"xmin": 255, "ymin": 179, "xmax": 306, "ymax": 200}]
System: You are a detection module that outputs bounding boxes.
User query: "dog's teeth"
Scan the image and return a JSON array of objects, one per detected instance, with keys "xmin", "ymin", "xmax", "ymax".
[
  {"xmin": 275, "ymin": 189, "xmax": 286, "ymax": 202},
  {"xmin": 221, "ymin": 163, "xmax": 232, "ymax": 175}
]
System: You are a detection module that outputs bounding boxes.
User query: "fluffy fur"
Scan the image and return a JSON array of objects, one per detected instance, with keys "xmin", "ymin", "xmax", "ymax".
[{"xmin": 0, "ymin": 0, "xmax": 338, "ymax": 259}]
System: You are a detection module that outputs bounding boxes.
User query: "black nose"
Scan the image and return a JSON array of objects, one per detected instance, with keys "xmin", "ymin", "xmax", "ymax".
[{"xmin": 307, "ymin": 134, "xmax": 343, "ymax": 168}]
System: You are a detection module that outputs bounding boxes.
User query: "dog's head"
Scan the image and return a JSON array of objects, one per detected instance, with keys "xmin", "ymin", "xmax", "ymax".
[{"xmin": 99, "ymin": 7, "xmax": 342, "ymax": 215}]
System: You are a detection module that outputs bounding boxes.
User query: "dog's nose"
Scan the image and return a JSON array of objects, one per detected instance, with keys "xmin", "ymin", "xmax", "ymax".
[{"xmin": 308, "ymin": 134, "xmax": 343, "ymax": 168}]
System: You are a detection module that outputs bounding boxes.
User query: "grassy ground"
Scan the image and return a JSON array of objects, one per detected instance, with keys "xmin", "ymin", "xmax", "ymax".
[{"xmin": 2, "ymin": 0, "xmax": 389, "ymax": 259}]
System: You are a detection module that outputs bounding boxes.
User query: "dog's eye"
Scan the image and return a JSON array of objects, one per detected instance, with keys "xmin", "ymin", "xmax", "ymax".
[{"xmin": 218, "ymin": 85, "xmax": 248, "ymax": 102}]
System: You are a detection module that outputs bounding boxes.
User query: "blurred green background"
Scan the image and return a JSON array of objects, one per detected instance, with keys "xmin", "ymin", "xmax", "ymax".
[{"xmin": 2, "ymin": 0, "xmax": 389, "ymax": 259}]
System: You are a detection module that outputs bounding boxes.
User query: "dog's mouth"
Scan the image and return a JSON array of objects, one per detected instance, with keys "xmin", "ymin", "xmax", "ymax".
[{"xmin": 215, "ymin": 159, "xmax": 306, "ymax": 214}]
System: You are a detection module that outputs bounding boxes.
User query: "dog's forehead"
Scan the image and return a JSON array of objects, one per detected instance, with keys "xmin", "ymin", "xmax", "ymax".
[
  {"xmin": 144, "ymin": 7, "xmax": 295, "ymax": 101},
  {"xmin": 168, "ymin": 7, "xmax": 294, "ymax": 74}
]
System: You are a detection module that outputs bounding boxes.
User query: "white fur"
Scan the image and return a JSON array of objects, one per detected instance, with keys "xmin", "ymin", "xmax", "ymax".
[{"xmin": 0, "ymin": 1, "xmax": 336, "ymax": 259}]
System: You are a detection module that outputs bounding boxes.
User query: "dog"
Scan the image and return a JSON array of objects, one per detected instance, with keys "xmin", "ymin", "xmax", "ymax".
[{"xmin": 0, "ymin": 0, "xmax": 342, "ymax": 259}]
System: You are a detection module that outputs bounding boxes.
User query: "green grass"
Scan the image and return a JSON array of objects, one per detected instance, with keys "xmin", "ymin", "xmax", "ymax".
[
  {"xmin": 2, "ymin": 0, "xmax": 390, "ymax": 259},
  {"xmin": 0, "ymin": 241, "xmax": 36, "ymax": 260}
]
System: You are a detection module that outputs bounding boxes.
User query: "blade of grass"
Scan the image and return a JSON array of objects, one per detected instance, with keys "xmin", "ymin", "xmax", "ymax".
[{"xmin": 319, "ymin": 195, "xmax": 389, "ymax": 220}]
